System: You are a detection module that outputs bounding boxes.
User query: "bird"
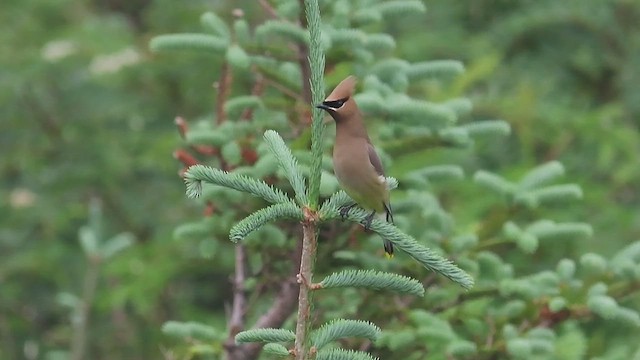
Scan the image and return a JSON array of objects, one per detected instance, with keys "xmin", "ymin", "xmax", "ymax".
[{"xmin": 316, "ymin": 75, "xmax": 395, "ymax": 258}]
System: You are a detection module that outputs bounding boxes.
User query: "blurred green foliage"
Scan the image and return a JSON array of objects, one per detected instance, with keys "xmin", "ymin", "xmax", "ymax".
[{"xmin": 1, "ymin": 0, "xmax": 639, "ymax": 359}]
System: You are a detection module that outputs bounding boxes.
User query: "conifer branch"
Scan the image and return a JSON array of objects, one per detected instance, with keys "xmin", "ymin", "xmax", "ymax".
[
  {"xmin": 149, "ymin": 33, "xmax": 229, "ymax": 53},
  {"xmin": 518, "ymin": 161, "xmax": 565, "ymax": 190},
  {"xmin": 235, "ymin": 328, "xmax": 296, "ymax": 343},
  {"xmin": 200, "ymin": 12, "xmax": 230, "ymax": 39},
  {"xmin": 461, "ymin": 120, "xmax": 511, "ymax": 137},
  {"xmin": 311, "ymin": 319, "xmax": 380, "ymax": 350},
  {"xmin": 225, "ymin": 96, "xmax": 264, "ymax": 119},
  {"xmin": 305, "ymin": 0, "xmax": 326, "ymax": 209},
  {"xmin": 406, "ymin": 60, "xmax": 464, "ymax": 81},
  {"xmin": 264, "ymin": 130, "xmax": 308, "ymax": 205},
  {"xmin": 184, "ymin": 164, "xmax": 290, "ymax": 204},
  {"xmin": 262, "ymin": 343, "xmax": 291, "ymax": 357},
  {"xmin": 316, "ymin": 348, "xmax": 379, "ymax": 360},
  {"xmin": 318, "ymin": 270, "xmax": 425, "ymax": 296},
  {"xmin": 344, "ymin": 208, "xmax": 474, "ymax": 289},
  {"xmin": 291, "ymin": 2, "xmax": 325, "ymax": 357},
  {"xmin": 318, "ymin": 190, "xmax": 353, "ymax": 218},
  {"xmin": 229, "ymin": 202, "xmax": 304, "ymax": 242}
]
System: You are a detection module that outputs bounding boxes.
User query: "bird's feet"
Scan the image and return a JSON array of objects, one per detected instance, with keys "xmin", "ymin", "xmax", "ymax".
[
  {"xmin": 363, "ymin": 210, "xmax": 376, "ymax": 230},
  {"xmin": 339, "ymin": 204, "xmax": 356, "ymax": 221}
]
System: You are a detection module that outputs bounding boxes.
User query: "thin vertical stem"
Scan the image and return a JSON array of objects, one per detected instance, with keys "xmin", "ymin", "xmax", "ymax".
[
  {"xmin": 295, "ymin": 210, "xmax": 318, "ymax": 359},
  {"xmin": 304, "ymin": 0, "xmax": 326, "ymax": 210},
  {"xmin": 215, "ymin": 62, "xmax": 232, "ymax": 124},
  {"xmin": 224, "ymin": 244, "xmax": 247, "ymax": 360},
  {"xmin": 293, "ymin": 1, "xmax": 324, "ymax": 358},
  {"xmin": 297, "ymin": 0, "xmax": 312, "ymax": 104},
  {"xmin": 70, "ymin": 257, "xmax": 100, "ymax": 360}
]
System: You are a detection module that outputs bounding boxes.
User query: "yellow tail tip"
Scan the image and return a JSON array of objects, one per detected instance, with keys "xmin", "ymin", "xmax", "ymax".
[{"xmin": 385, "ymin": 252, "xmax": 394, "ymax": 259}]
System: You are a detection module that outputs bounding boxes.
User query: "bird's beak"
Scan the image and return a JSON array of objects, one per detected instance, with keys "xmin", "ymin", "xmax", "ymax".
[{"xmin": 316, "ymin": 103, "xmax": 331, "ymax": 111}]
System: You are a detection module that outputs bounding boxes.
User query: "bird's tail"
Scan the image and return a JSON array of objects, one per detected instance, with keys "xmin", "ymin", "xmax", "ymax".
[
  {"xmin": 383, "ymin": 239, "xmax": 394, "ymax": 258},
  {"xmin": 383, "ymin": 202, "xmax": 394, "ymax": 258}
]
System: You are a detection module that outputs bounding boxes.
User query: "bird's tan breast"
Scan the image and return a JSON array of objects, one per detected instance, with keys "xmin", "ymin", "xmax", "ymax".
[{"xmin": 332, "ymin": 137, "xmax": 386, "ymax": 211}]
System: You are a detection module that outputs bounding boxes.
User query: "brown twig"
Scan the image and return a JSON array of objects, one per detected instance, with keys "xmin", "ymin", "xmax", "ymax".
[
  {"xmin": 224, "ymin": 245, "xmax": 248, "ymax": 356},
  {"xmin": 258, "ymin": 0, "xmax": 312, "ymax": 104},
  {"xmin": 258, "ymin": 0, "xmax": 280, "ymax": 19},
  {"xmin": 263, "ymin": 77, "xmax": 307, "ymax": 102},
  {"xmin": 226, "ymin": 240, "xmax": 303, "ymax": 360},
  {"xmin": 241, "ymin": 72, "xmax": 266, "ymax": 120},
  {"xmin": 174, "ymin": 116, "xmax": 189, "ymax": 139},
  {"xmin": 215, "ymin": 62, "xmax": 233, "ymax": 124},
  {"xmin": 294, "ymin": 207, "xmax": 319, "ymax": 359}
]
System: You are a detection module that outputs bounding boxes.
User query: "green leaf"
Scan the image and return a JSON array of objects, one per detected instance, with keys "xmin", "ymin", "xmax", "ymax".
[
  {"xmin": 556, "ymin": 259, "xmax": 576, "ymax": 280},
  {"xmin": 365, "ymin": 33, "xmax": 396, "ymax": 53},
  {"xmin": 229, "ymin": 202, "xmax": 303, "ymax": 242},
  {"xmin": 588, "ymin": 295, "xmax": 619, "ymax": 319},
  {"xmin": 506, "ymin": 338, "xmax": 532, "ymax": 359},
  {"xmin": 200, "ymin": 12, "xmax": 230, "ymax": 39},
  {"xmin": 518, "ymin": 161, "xmax": 565, "ymax": 190},
  {"xmin": 101, "ymin": 233, "xmax": 134, "ymax": 259},
  {"xmin": 263, "ymin": 130, "xmax": 307, "ymax": 205},
  {"xmin": 344, "ymin": 208, "xmax": 473, "ymax": 289},
  {"xmin": 316, "ymin": 348, "xmax": 377, "ymax": 360},
  {"xmin": 262, "ymin": 343, "xmax": 290, "ymax": 357},
  {"xmin": 161, "ymin": 321, "xmax": 219, "ymax": 341},
  {"xmin": 185, "ymin": 129, "xmax": 229, "ymax": 146},
  {"xmin": 224, "ymin": 96, "xmax": 263, "ymax": 119},
  {"xmin": 226, "ymin": 44, "xmax": 250, "ymax": 70},
  {"xmin": 373, "ymin": 0, "xmax": 426, "ymax": 17},
  {"xmin": 149, "ymin": 34, "xmax": 228, "ymax": 53},
  {"xmin": 462, "ymin": 120, "xmax": 511, "ymax": 137},
  {"xmin": 184, "ymin": 164, "xmax": 290, "ymax": 204},
  {"xmin": 303, "ymin": 0, "xmax": 326, "ymax": 210},
  {"xmin": 523, "ymin": 184, "xmax": 583, "ymax": 205},
  {"xmin": 580, "ymin": 253, "xmax": 608, "ymax": 274},
  {"xmin": 319, "ymin": 270, "xmax": 424, "ymax": 296},
  {"xmin": 549, "ymin": 297, "xmax": 567, "ymax": 312},
  {"xmin": 446, "ymin": 339, "xmax": 478, "ymax": 356},
  {"xmin": 318, "ymin": 190, "xmax": 353, "ymax": 218},
  {"xmin": 408, "ymin": 165, "xmax": 464, "ymax": 182},
  {"xmin": 256, "ymin": 20, "xmax": 309, "ymax": 45},
  {"xmin": 221, "ymin": 141, "xmax": 242, "ymax": 166},
  {"xmin": 79, "ymin": 226, "xmax": 99, "ymax": 256},
  {"xmin": 173, "ymin": 222, "xmax": 209, "ymax": 241},
  {"xmin": 474, "ymin": 170, "xmax": 515, "ymax": 196},
  {"xmin": 235, "ymin": 328, "xmax": 295, "ymax": 344},
  {"xmin": 406, "ymin": 60, "xmax": 463, "ymax": 81},
  {"xmin": 233, "ymin": 19, "xmax": 251, "ymax": 44},
  {"xmin": 312, "ymin": 320, "xmax": 380, "ymax": 349}
]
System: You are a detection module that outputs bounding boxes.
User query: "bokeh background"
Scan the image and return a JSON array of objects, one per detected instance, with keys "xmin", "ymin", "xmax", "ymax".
[{"xmin": 2, "ymin": 0, "xmax": 639, "ymax": 359}]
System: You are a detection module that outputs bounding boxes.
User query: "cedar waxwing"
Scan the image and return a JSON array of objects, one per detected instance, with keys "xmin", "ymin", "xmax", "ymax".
[{"xmin": 316, "ymin": 76, "xmax": 395, "ymax": 257}]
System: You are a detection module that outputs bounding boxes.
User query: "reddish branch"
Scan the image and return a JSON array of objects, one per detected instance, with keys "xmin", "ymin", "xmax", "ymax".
[
  {"xmin": 294, "ymin": 207, "xmax": 319, "ymax": 359},
  {"xmin": 241, "ymin": 72, "xmax": 266, "ymax": 120},
  {"xmin": 224, "ymin": 245, "xmax": 248, "ymax": 355},
  {"xmin": 215, "ymin": 62, "xmax": 233, "ymax": 124},
  {"xmin": 258, "ymin": 0, "xmax": 312, "ymax": 104},
  {"xmin": 174, "ymin": 116, "xmax": 188, "ymax": 139},
  {"xmin": 225, "ymin": 240, "xmax": 303, "ymax": 360}
]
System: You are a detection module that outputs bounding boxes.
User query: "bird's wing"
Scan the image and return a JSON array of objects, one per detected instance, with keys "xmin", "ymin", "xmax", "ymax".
[
  {"xmin": 368, "ymin": 143, "xmax": 394, "ymax": 225},
  {"xmin": 367, "ymin": 143, "xmax": 385, "ymax": 176}
]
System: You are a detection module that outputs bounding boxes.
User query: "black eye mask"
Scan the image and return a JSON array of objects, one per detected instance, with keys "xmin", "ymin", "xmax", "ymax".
[{"xmin": 322, "ymin": 97, "xmax": 349, "ymax": 109}]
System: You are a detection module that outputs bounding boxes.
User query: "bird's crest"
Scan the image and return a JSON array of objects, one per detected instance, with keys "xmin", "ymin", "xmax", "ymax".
[{"xmin": 325, "ymin": 75, "xmax": 357, "ymax": 101}]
